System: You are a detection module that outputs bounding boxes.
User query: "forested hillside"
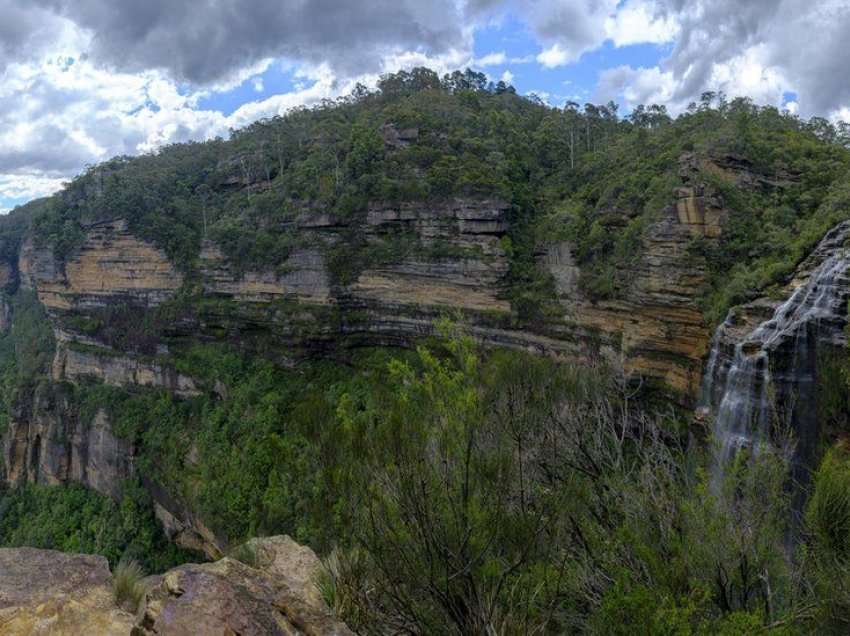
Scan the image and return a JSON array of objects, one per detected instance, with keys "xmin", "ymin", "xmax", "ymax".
[
  {"xmin": 20, "ymin": 67, "xmax": 850, "ymax": 323},
  {"xmin": 1, "ymin": 68, "xmax": 850, "ymax": 633}
]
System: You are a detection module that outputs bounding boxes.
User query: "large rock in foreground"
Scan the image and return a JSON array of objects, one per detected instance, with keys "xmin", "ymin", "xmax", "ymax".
[
  {"xmin": 0, "ymin": 536, "xmax": 352, "ymax": 636},
  {"xmin": 136, "ymin": 535, "xmax": 352, "ymax": 636},
  {"xmin": 0, "ymin": 548, "xmax": 134, "ymax": 635}
]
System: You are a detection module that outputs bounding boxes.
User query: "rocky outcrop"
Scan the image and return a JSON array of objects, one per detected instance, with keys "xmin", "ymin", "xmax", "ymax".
[
  {"xmin": 201, "ymin": 244, "xmax": 332, "ymax": 305},
  {"xmin": 350, "ymin": 199, "xmax": 512, "ymax": 315},
  {"xmin": 147, "ymin": 478, "xmax": 225, "ymax": 560},
  {"xmin": 0, "ymin": 548, "xmax": 135, "ymax": 635},
  {"xmin": 137, "ymin": 536, "xmax": 352, "ymax": 636},
  {"xmin": 0, "ymin": 536, "xmax": 353, "ymax": 636},
  {"xmin": 542, "ymin": 194, "xmax": 714, "ymax": 398},
  {"xmin": 16, "ymin": 168, "xmax": 730, "ymax": 407},
  {"xmin": 19, "ymin": 219, "xmax": 182, "ymax": 311},
  {"xmin": 51, "ymin": 338, "xmax": 199, "ymax": 397},
  {"xmin": 0, "ymin": 154, "xmax": 766, "ymax": 551}
]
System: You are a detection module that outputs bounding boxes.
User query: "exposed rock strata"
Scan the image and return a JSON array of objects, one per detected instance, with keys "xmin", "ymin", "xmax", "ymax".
[
  {"xmin": 201, "ymin": 244, "xmax": 332, "ymax": 305},
  {"xmin": 14, "ymin": 188, "xmax": 724, "ymax": 403},
  {"xmin": 51, "ymin": 337, "xmax": 199, "ymax": 397},
  {"xmin": 1, "ymin": 154, "xmax": 771, "ymax": 557},
  {"xmin": 20, "ymin": 219, "xmax": 182, "ymax": 312}
]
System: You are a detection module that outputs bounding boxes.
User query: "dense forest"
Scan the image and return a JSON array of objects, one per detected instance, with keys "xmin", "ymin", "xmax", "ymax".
[{"xmin": 2, "ymin": 68, "xmax": 850, "ymax": 633}]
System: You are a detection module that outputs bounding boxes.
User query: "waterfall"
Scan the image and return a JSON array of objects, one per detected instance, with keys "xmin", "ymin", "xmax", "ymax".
[{"xmin": 701, "ymin": 224, "xmax": 850, "ymax": 486}]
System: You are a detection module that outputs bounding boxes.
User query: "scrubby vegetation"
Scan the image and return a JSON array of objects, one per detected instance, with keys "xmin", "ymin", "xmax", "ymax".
[{"xmin": 2, "ymin": 319, "xmax": 848, "ymax": 633}]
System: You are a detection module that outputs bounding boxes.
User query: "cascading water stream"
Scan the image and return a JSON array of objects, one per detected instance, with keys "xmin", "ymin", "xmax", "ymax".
[{"xmin": 700, "ymin": 232, "xmax": 850, "ymax": 487}]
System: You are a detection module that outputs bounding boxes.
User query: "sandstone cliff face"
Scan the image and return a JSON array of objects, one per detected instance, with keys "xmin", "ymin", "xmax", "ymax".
[
  {"xmin": 2, "ymin": 383, "xmax": 133, "ymax": 501},
  {"xmin": 201, "ymin": 243, "xmax": 332, "ymax": 305},
  {"xmin": 51, "ymin": 335, "xmax": 199, "ymax": 397},
  {"xmin": 20, "ymin": 219, "xmax": 183, "ymax": 312},
  {"xmin": 0, "ymin": 536, "xmax": 351, "ymax": 636},
  {"xmin": 543, "ymin": 177, "xmax": 719, "ymax": 398},
  {"xmin": 15, "ymin": 183, "xmax": 723, "ymax": 404},
  {"xmin": 351, "ymin": 199, "xmax": 511, "ymax": 314}
]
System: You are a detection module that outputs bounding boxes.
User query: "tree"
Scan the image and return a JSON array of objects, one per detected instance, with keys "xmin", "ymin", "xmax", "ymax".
[{"xmin": 338, "ymin": 323, "xmax": 568, "ymax": 633}]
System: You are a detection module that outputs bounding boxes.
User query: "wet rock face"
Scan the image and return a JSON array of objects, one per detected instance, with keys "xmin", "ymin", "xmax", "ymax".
[
  {"xmin": 701, "ymin": 221, "xmax": 850, "ymax": 476},
  {"xmin": 0, "ymin": 548, "xmax": 135, "ymax": 635}
]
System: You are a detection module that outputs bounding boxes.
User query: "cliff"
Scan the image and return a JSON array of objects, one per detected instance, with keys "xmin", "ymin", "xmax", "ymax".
[
  {"xmin": 17, "ymin": 160, "xmax": 728, "ymax": 403},
  {"xmin": 0, "ymin": 152, "xmax": 772, "ymax": 556},
  {"xmin": 700, "ymin": 221, "xmax": 850, "ymax": 498}
]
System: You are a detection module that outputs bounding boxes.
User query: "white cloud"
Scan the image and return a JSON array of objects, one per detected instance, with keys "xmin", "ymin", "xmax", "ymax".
[
  {"xmin": 831, "ymin": 107, "xmax": 850, "ymax": 124},
  {"xmin": 653, "ymin": 0, "xmax": 850, "ymax": 118},
  {"xmin": 596, "ymin": 65, "xmax": 677, "ymax": 110},
  {"xmin": 476, "ymin": 51, "xmax": 507, "ymax": 66},
  {"xmin": 536, "ymin": 43, "xmax": 570, "ymax": 68},
  {"xmin": 3, "ymin": 0, "xmax": 850, "ymax": 211},
  {"xmin": 604, "ymin": 1, "xmax": 678, "ymax": 47},
  {"xmin": 0, "ymin": 22, "xmax": 478, "ymax": 205},
  {"xmin": 531, "ymin": 0, "xmax": 678, "ymax": 69},
  {"xmin": 0, "ymin": 173, "xmax": 67, "ymax": 203},
  {"xmin": 705, "ymin": 45, "xmax": 787, "ymax": 107}
]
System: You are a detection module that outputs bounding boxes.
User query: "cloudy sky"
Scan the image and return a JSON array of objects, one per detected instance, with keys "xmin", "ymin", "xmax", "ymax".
[{"xmin": 1, "ymin": 0, "xmax": 848, "ymax": 213}]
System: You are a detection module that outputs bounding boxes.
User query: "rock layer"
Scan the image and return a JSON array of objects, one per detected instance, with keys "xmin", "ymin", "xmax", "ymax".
[{"xmin": 1, "ymin": 153, "xmax": 773, "ymax": 562}]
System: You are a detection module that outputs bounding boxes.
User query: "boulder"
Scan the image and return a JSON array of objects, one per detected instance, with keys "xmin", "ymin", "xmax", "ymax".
[
  {"xmin": 0, "ymin": 537, "xmax": 354, "ymax": 635},
  {"xmin": 135, "ymin": 535, "xmax": 353, "ymax": 636},
  {"xmin": 0, "ymin": 548, "xmax": 134, "ymax": 635}
]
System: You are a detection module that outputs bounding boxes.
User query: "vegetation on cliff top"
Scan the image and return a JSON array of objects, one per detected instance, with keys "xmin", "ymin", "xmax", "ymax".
[{"xmin": 11, "ymin": 67, "xmax": 850, "ymax": 324}]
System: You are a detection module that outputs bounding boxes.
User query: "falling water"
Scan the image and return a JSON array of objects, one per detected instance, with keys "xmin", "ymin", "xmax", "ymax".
[{"xmin": 701, "ymin": 229, "xmax": 850, "ymax": 486}]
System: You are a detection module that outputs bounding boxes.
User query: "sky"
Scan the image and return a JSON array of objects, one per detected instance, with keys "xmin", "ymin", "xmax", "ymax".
[{"xmin": 0, "ymin": 0, "xmax": 848, "ymax": 214}]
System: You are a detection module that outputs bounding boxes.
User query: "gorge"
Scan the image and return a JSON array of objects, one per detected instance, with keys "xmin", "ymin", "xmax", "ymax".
[{"xmin": 0, "ymin": 72, "xmax": 849, "ymax": 633}]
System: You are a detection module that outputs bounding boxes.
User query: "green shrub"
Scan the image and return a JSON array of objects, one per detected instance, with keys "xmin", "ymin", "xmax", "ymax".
[{"xmin": 807, "ymin": 445, "xmax": 850, "ymax": 562}]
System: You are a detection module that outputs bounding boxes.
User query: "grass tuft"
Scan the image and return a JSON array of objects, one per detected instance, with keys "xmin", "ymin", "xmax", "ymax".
[{"xmin": 113, "ymin": 558, "xmax": 145, "ymax": 612}]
